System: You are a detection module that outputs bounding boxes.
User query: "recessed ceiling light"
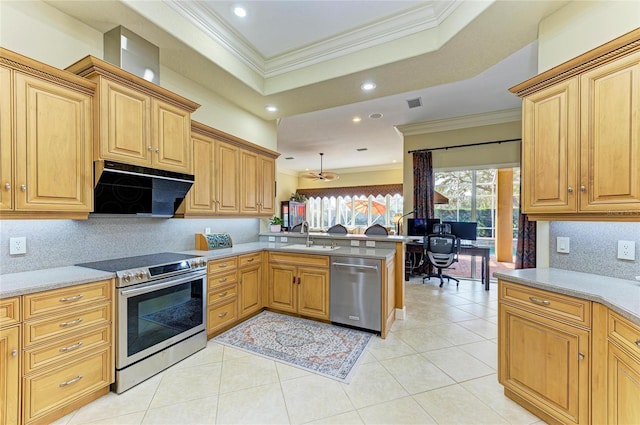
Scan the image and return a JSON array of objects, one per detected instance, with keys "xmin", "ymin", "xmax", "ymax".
[
  {"xmin": 369, "ymin": 113, "xmax": 383, "ymax": 119},
  {"xmin": 233, "ymin": 6, "xmax": 247, "ymax": 17},
  {"xmin": 352, "ymin": 117, "xmax": 361, "ymax": 123},
  {"xmin": 360, "ymin": 81, "xmax": 376, "ymax": 91},
  {"xmin": 265, "ymin": 105, "xmax": 278, "ymax": 112}
]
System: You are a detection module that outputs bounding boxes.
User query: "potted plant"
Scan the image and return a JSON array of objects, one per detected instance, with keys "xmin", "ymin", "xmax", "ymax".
[
  {"xmin": 269, "ymin": 216, "xmax": 283, "ymax": 233},
  {"xmin": 290, "ymin": 192, "xmax": 307, "ymax": 202}
]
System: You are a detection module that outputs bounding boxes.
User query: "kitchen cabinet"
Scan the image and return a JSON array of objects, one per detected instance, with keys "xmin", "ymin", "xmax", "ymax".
[
  {"xmin": 240, "ymin": 150, "xmax": 276, "ymax": 216},
  {"xmin": 1, "ymin": 48, "xmax": 95, "ymax": 219},
  {"xmin": 266, "ymin": 252, "xmax": 330, "ymax": 320},
  {"xmin": 238, "ymin": 253, "xmax": 263, "ymax": 318},
  {"xmin": 382, "ymin": 257, "xmax": 395, "ymax": 339},
  {"xmin": 511, "ymin": 29, "xmax": 640, "ymax": 221},
  {"xmin": 65, "ymin": 55, "xmax": 200, "ymax": 174},
  {"xmin": 20, "ymin": 280, "xmax": 113, "ymax": 425},
  {"xmin": 498, "ymin": 280, "xmax": 591, "ymax": 425},
  {"xmin": 206, "ymin": 257, "xmax": 239, "ymax": 336},
  {"xmin": 0, "ymin": 297, "xmax": 20, "ymax": 425}
]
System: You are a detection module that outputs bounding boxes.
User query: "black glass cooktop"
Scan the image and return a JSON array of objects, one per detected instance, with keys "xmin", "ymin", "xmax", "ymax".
[{"xmin": 76, "ymin": 252, "xmax": 197, "ymax": 272}]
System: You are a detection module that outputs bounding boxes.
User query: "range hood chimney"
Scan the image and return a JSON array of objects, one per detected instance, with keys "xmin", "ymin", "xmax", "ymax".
[{"xmin": 103, "ymin": 26, "xmax": 160, "ymax": 84}]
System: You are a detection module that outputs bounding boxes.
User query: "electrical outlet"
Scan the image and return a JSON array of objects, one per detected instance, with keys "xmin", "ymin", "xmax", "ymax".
[
  {"xmin": 557, "ymin": 237, "xmax": 570, "ymax": 253},
  {"xmin": 10, "ymin": 237, "xmax": 26, "ymax": 255},
  {"xmin": 268, "ymin": 236, "xmax": 275, "ymax": 242},
  {"xmin": 280, "ymin": 237, "xmax": 288, "ymax": 243},
  {"xmin": 350, "ymin": 240, "xmax": 360, "ymax": 247},
  {"xmin": 366, "ymin": 240, "xmax": 376, "ymax": 248},
  {"xmin": 617, "ymin": 240, "xmax": 635, "ymax": 260},
  {"xmin": 204, "ymin": 227, "xmax": 211, "ymax": 235}
]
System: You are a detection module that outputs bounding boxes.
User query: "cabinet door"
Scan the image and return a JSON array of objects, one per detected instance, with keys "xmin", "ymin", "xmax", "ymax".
[
  {"xmin": 297, "ymin": 267, "xmax": 329, "ymax": 320},
  {"xmin": 0, "ymin": 326, "xmax": 20, "ymax": 425},
  {"xmin": 0, "ymin": 65, "xmax": 12, "ymax": 211},
  {"xmin": 186, "ymin": 134, "xmax": 215, "ymax": 213},
  {"xmin": 607, "ymin": 342, "xmax": 640, "ymax": 424},
  {"xmin": 152, "ymin": 99, "xmax": 191, "ymax": 173},
  {"xmin": 580, "ymin": 50, "xmax": 640, "ymax": 213},
  {"xmin": 239, "ymin": 150, "xmax": 259, "ymax": 214},
  {"xmin": 99, "ymin": 79, "xmax": 151, "ymax": 166},
  {"xmin": 499, "ymin": 304, "xmax": 589, "ymax": 425},
  {"xmin": 258, "ymin": 155, "xmax": 275, "ymax": 215},
  {"xmin": 522, "ymin": 78, "xmax": 578, "ymax": 213},
  {"xmin": 239, "ymin": 265, "xmax": 262, "ymax": 317},
  {"xmin": 267, "ymin": 264, "xmax": 297, "ymax": 313},
  {"xmin": 14, "ymin": 73, "xmax": 92, "ymax": 211},
  {"xmin": 215, "ymin": 140, "xmax": 240, "ymax": 214}
]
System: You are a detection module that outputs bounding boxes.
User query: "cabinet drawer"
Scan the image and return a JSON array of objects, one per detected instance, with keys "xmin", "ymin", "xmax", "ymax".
[
  {"xmin": 207, "ymin": 283, "xmax": 237, "ymax": 305},
  {"xmin": 207, "ymin": 298, "xmax": 237, "ymax": 333},
  {"xmin": 268, "ymin": 252, "xmax": 329, "ymax": 268},
  {"xmin": 23, "ymin": 347, "xmax": 111, "ymax": 424},
  {"xmin": 207, "ymin": 257, "xmax": 238, "ymax": 274},
  {"xmin": 208, "ymin": 270, "xmax": 237, "ymax": 289},
  {"xmin": 608, "ymin": 310, "xmax": 640, "ymax": 360},
  {"xmin": 23, "ymin": 280, "xmax": 112, "ymax": 320},
  {"xmin": 23, "ymin": 325, "xmax": 111, "ymax": 374},
  {"xmin": 0, "ymin": 297, "xmax": 20, "ymax": 327},
  {"xmin": 23, "ymin": 303, "xmax": 111, "ymax": 347},
  {"xmin": 499, "ymin": 280, "xmax": 591, "ymax": 327},
  {"xmin": 239, "ymin": 252, "xmax": 262, "ymax": 268}
]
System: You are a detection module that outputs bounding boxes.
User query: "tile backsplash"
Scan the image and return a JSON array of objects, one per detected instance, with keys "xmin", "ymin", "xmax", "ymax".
[
  {"xmin": 549, "ymin": 221, "xmax": 640, "ymax": 281},
  {"xmin": 0, "ymin": 217, "xmax": 260, "ymax": 274}
]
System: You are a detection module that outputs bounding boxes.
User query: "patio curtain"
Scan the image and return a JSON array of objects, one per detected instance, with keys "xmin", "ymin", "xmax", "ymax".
[
  {"xmin": 413, "ymin": 151, "xmax": 435, "ymax": 218},
  {"xmin": 515, "ymin": 186, "xmax": 536, "ymax": 268}
]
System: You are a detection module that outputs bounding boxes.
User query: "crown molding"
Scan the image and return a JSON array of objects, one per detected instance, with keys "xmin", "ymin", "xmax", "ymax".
[{"xmin": 395, "ymin": 108, "xmax": 522, "ymax": 136}]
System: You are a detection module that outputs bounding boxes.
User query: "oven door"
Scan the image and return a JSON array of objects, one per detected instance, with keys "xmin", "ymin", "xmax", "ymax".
[{"xmin": 117, "ymin": 270, "xmax": 206, "ymax": 369}]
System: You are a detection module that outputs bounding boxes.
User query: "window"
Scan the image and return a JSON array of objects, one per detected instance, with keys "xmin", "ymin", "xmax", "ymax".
[{"xmin": 307, "ymin": 194, "xmax": 403, "ymax": 231}]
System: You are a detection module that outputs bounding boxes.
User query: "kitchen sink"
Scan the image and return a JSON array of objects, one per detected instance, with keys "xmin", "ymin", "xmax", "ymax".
[{"xmin": 283, "ymin": 244, "xmax": 341, "ymax": 251}]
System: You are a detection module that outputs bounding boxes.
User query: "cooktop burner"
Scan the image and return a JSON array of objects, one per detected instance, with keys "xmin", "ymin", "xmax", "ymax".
[{"xmin": 77, "ymin": 252, "xmax": 197, "ymax": 273}]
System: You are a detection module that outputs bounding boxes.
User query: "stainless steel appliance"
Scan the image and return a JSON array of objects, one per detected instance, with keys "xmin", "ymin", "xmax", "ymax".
[
  {"xmin": 330, "ymin": 257, "xmax": 381, "ymax": 332},
  {"xmin": 77, "ymin": 252, "xmax": 207, "ymax": 393}
]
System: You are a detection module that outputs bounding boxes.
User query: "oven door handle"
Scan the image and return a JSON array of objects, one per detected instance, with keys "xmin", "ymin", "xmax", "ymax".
[{"xmin": 119, "ymin": 272, "xmax": 206, "ymax": 297}]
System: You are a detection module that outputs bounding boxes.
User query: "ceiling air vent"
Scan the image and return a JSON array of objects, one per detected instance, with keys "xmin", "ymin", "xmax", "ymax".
[
  {"xmin": 285, "ymin": 157, "xmax": 294, "ymax": 160},
  {"xmin": 407, "ymin": 97, "xmax": 422, "ymax": 109}
]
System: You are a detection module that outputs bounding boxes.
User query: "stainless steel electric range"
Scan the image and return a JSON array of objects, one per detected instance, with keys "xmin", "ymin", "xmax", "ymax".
[{"xmin": 77, "ymin": 252, "xmax": 208, "ymax": 393}]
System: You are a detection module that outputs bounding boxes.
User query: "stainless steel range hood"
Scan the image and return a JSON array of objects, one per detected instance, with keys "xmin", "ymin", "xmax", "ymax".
[{"xmin": 93, "ymin": 161, "xmax": 193, "ymax": 218}]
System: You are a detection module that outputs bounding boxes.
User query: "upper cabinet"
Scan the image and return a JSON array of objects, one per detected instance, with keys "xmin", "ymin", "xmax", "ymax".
[
  {"xmin": 511, "ymin": 28, "xmax": 640, "ymax": 221},
  {"xmin": 0, "ymin": 48, "xmax": 95, "ymax": 219},
  {"xmin": 66, "ymin": 56, "xmax": 199, "ymax": 174},
  {"xmin": 180, "ymin": 121, "xmax": 279, "ymax": 217}
]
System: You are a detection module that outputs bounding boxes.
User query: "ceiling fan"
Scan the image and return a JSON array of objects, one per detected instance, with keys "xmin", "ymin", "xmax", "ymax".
[{"xmin": 302, "ymin": 153, "xmax": 339, "ymax": 181}]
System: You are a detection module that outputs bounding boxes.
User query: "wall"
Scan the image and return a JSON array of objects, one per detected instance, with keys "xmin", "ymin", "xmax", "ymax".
[
  {"xmin": 535, "ymin": 1, "xmax": 640, "ymax": 275},
  {"xmin": 549, "ymin": 222, "xmax": 639, "ymax": 281},
  {"xmin": 297, "ymin": 167, "xmax": 403, "ymax": 189}
]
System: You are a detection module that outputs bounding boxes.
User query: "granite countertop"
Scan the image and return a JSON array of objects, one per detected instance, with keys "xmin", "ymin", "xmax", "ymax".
[
  {"xmin": 494, "ymin": 268, "xmax": 640, "ymax": 327},
  {"xmin": 0, "ymin": 242, "xmax": 395, "ymax": 298}
]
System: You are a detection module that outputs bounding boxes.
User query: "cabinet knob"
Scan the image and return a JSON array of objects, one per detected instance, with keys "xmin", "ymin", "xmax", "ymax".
[
  {"xmin": 4, "ymin": 183, "xmax": 10, "ymax": 190},
  {"xmin": 635, "ymin": 339, "xmax": 640, "ymax": 348},
  {"xmin": 568, "ymin": 187, "xmax": 573, "ymax": 193},
  {"xmin": 578, "ymin": 352, "xmax": 585, "ymax": 360},
  {"xmin": 580, "ymin": 185, "xmax": 586, "ymax": 192},
  {"xmin": 20, "ymin": 184, "xmax": 26, "ymax": 192},
  {"xmin": 148, "ymin": 146, "xmax": 153, "ymax": 152},
  {"xmin": 11, "ymin": 349, "xmax": 17, "ymax": 357},
  {"xmin": 155, "ymin": 148, "xmax": 159, "ymax": 153}
]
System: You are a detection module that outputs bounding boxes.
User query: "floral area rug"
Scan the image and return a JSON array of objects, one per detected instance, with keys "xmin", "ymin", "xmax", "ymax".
[{"xmin": 213, "ymin": 311, "xmax": 373, "ymax": 382}]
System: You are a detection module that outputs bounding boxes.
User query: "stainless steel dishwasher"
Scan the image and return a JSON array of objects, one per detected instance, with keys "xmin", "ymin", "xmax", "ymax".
[{"xmin": 330, "ymin": 257, "xmax": 381, "ymax": 332}]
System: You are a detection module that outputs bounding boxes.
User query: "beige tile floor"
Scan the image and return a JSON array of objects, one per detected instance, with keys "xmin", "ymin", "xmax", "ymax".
[{"xmin": 52, "ymin": 278, "xmax": 547, "ymax": 425}]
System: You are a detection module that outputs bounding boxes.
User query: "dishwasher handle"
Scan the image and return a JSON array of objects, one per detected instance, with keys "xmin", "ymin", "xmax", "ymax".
[{"xmin": 332, "ymin": 262, "xmax": 378, "ymax": 272}]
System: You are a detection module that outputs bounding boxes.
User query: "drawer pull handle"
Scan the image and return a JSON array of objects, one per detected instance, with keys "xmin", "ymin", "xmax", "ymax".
[
  {"xmin": 59, "ymin": 375, "xmax": 83, "ymax": 387},
  {"xmin": 218, "ymin": 312, "xmax": 228, "ymax": 318},
  {"xmin": 578, "ymin": 352, "xmax": 585, "ymax": 360},
  {"xmin": 247, "ymin": 258, "xmax": 254, "ymax": 262},
  {"xmin": 529, "ymin": 297, "xmax": 550, "ymax": 306},
  {"xmin": 219, "ymin": 277, "xmax": 227, "ymax": 283},
  {"xmin": 635, "ymin": 339, "xmax": 640, "ymax": 348},
  {"xmin": 219, "ymin": 263, "xmax": 228, "ymax": 268},
  {"xmin": 218, "ymin": 291, "xmax": 228, "ymax": 297},
  {"xmin": 59, "ymin": 318, "xmax": 83, "ymax": 327},
  {"xmin": 11, "ymin": 349, "xmax": 17, "ymax": 357},
  {"xmin": 59, "ymin": 294, "xmax": 83, "ymax": 302},
  {"xmin": 60, "ymin": 341, "xmax": 83, "ymax": 353}
]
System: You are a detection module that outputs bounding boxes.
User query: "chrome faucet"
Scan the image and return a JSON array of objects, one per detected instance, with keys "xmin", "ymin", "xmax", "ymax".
[{"xmin": 301, "ymin": 221, "xmax": 312, "ymax": 246}]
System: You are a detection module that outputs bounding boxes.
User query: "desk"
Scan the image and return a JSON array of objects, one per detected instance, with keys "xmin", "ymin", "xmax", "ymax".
[{"xmin": 405, "ymin": 242, "xmax": 491, "ymax": 291}]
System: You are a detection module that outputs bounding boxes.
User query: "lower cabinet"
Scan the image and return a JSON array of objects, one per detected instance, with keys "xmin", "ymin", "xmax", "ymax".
[
  {"xmin": 206, "ymin": 257, "xmax": 239, "ymax": 336},
  {"xmin": 266, "ymin": 252, "xmax": 330, "ymax": 320},
  {"xmin": 0, "ymin": 324, "xmax": 20, "ymax": 425},
  {"xmin": 238, "ymin": 253, "xmax": 262, "ymax": 318}
]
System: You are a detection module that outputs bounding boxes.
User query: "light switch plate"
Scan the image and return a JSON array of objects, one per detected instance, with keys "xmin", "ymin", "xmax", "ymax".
[
  {"xmin": 350, "ymin": 240, "xmax": 360, "ymax": 247},
  {"xmin": 268, "ymin": 236, "xmax": 275, "ymax": 242},
  {"xmin": 557, "ymin": 237, "xmax": 570, "ymax": 253},
  {"xmin": 280, "ymin": 237, "xmax": 288, "ymax": 243},
  {"xmin": 366, "ymin": 240, "xmax": 376, "ymax": 248}
]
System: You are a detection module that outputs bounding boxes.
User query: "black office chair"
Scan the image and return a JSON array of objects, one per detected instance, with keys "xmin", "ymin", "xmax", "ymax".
[
  {"xmin": 422, "ymin": 224, "xmax": 460, "ymax": 287},
  {"xmin": 327, "ymin": 224, "xmax": 348, "ymax": 234},
  {"xmin": 364, "ymin": 224, "xmax": 388, "ymax": 235}
]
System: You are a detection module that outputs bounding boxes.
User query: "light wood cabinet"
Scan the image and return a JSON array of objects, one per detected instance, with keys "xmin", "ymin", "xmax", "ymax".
[
  {"xmin": 20, "ymin": 280, "xmax": 113, "ymax": 425},
  {"xmin": 1, "ymin": 48, "xmax": 95, "ymax": 219},
  {"xmin": 382, "ymin": 258, "xmax": 395, "ymax": 339},
  {"xmin": 238, "ymin": 253, "xmax": 262, "ymax": 318},
  {"xmin": 206, "ymin": 257, "xmax": 239, "ymax": 336},
  {"xmin": 266, "ymin": 252, "xmax": 330, "ymax": 320},
  {"xmin": 65, "ymin": 55, "xmax": 199, "ymax": 175},
  {"xmin": 240, "ymin": 151, "xmax": 276, "ymax": 216},
  {"xmin": 0, "ymin": 297, "xmax": 20, "ymax": 425},
  {"xmin": 511, "ymin": 29, "xmax": 640, "ymax": 221},
  {"xmin": 498, "ymin": 280, "xmax": 591, "ymax": 425}
]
